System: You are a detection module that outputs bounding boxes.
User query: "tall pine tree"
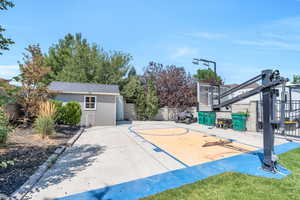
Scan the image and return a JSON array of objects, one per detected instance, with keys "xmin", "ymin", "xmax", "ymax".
[
  {"xmin": 145, "ymin": 79, "xmax": 159, "ymax": 120},
  {"xmin": 135, "ymin": 81, "xmax": 147, "ymax": 120}
]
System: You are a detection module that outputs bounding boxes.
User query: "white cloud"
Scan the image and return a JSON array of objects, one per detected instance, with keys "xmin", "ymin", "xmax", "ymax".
[
  {"xmin": 186, "ymin": 32, "xmax": 227, "ymax": 39},
  {"xmin": 0, "ymin": 65, "xmax": 20, "ymax": 79},
  {"xmin": 170, "ymin": 47, "xmax": 199, "ymax": 59},
  {"xmin": 235, "ymin": 40, "xmax": 289, "ymax": 48},
  {"xmin": 235, "ymin": 39, "xmax": 300, "ymax": 51},
  {"xmin": 234, "ymin": 16, "xmax": 300, "ymax": 51}
]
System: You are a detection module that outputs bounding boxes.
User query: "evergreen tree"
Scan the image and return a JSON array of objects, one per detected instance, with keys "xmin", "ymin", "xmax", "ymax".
[
  {"xmin": 121, "ymin": 76, "xmax": 141, "ymax": 103},
  {"xmin": 194, "ymin": 68, "xmax": 223, "ymax": 85},
  {"xmin": 0, "ymin": 0, "xmax": 14, "ymax": 55},
  {"xmin": 135, "ymin": 80, "xmax": 147, "ymax": 120},
  {"xmin": 145, "ymin": 79, "xmax": 159, "ymax": 120},
  {"xmin": 128, "ymin": 67, "xmax": 137, "ymax": 78},
  {"xmin": 44, "ymin": 33, "xmax": 132, "ymax": 87}
]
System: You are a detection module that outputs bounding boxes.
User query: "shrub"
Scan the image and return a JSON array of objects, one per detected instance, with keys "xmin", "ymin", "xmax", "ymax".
[
  {"xmin": 50, "ymin": 100, "xmax": 64, "ymax": 124},
  {"xmin": 0, "ymin": 107, "xmax": 12, "ymax": 144},
  {"xmin": 62, "ymin": 101, "xmax": 81, "ymax": 125},
  {"xmin": 34, "ymin": 116, "xmax": 55, "ymax": 138}
]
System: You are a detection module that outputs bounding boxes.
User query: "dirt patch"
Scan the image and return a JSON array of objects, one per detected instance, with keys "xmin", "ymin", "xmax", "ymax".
[{"xmin": 0, "ymin": 125, "xmax": 80, "ymax": 196}]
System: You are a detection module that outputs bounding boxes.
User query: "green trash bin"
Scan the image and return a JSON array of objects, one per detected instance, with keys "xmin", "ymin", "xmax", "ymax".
[
  {"xmin": 206, "ymin": 112, "xmax": 216, "ymax": 126},
  {"xmin": 198, "ymin": 112, "xmax": 205, "ymax": 125},
  {"xmin": 198, "ymin": 112, "xmax": 216, "ymax": 126},
  {"xmin": 231, "ymin": 113, "xmax": 248, "ymax": 131},
  {"xmin": 203, "ymin": 112, "xmax": 208, "ymax": 125}
]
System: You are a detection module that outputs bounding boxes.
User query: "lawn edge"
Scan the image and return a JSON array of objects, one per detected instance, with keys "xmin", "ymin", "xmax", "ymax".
[{"xmin": 9, "ymin": 127, "xmax": 85, "ymax": 200}]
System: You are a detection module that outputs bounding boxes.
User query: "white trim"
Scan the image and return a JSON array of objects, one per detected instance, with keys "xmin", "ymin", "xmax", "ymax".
[
  {"xmin": 115, "ymin": 95, "xmax": 117, "ymax": 125},
  {"xmin": 84, "ymin": 95, "xmax": 97, "ymax": 111},
  {"xmin": 49, "ymin": 90, "xmax": 119, "ymax": 96}
]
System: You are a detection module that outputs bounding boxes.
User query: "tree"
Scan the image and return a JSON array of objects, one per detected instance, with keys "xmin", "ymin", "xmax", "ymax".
[
  {"xmin": 135, "ymin": 81, "xmax": 147, "ymax": 120},
  {"xmin": 293, "ymin": 75, "xmax": 300, "ymax": 84},
  {"xmin": 0, "ymin": 78, "xmax": 19, "ymax": 106},
  {"xmin": 44, "ymin": 33, "xmax": 132, "ymax": 88},
  {"xmin": 145, "ymin": 79, "xmax": 159, "ymax": 120},
  {"xmin": 0, "ymin": 0, "xmax": 14, "ymax": 55},
  {"xmin": 121, "ymin": 76, "xmax": 142, "ymax": 103},
  {"xmin": 17, "ymin": 44, "xmax": 51, "ymax": 123},
  {"xmin": 194, "ymin": 68, "xmax": 223, "ymax": 85},
  {"xmin": 143, "ymin": 62, "xmax": 197, "ymax": 109},
  {"xmin": 128, "ymin": 67, "xmax": 137, "ymax": 78}
]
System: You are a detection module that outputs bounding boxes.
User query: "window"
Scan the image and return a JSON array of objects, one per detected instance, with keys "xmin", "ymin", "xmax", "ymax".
[{"xmin": 84, "ymin": 96, "xmax": 96, "ymax": 110}]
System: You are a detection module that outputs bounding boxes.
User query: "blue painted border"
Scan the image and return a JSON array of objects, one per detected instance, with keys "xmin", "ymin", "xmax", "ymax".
[{"xmin": 56, "ymin": 142, "xmax": 300, "ymax": 200}]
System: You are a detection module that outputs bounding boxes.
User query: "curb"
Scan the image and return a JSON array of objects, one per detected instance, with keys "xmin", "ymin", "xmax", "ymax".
[{"xmin": 9, "ymin": 128, "xmax": 85, "ymax": 200}]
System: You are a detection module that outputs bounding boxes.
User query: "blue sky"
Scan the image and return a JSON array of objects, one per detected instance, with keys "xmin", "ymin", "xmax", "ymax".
[{"xmin": 1, "ymin": 0, "xmax": 300, "ymax": 83}]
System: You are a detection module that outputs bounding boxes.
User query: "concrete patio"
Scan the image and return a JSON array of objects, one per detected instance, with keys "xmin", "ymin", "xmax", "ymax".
[{"xmin": 23, "ymin": 121, "xmax": 291, "ymax": 199}]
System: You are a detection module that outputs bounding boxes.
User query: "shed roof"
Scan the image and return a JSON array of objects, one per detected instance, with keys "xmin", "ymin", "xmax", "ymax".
[{"xmin": 48, "ymin": 81, "xmax": 119, "ymax": 95}]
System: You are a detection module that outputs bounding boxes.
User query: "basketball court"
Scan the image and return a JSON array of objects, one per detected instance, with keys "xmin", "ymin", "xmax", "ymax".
[{"xmin": 130, "ymin": 124, "xmax": 257, "ymax": 166}]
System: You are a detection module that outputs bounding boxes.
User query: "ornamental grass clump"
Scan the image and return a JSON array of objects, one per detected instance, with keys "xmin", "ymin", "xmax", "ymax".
[
  {"xmin": 38, "ymin": 101, "xmax": 57, "ymax": 118},
  {"xmin": 34, "ymin": 101, "xmax": 56, "ymax": 138}
]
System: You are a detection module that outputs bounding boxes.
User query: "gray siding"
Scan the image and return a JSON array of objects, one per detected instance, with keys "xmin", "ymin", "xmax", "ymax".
[{"xmin": 54, "ymin": 93, "xmax": 116, "ymax": 126}]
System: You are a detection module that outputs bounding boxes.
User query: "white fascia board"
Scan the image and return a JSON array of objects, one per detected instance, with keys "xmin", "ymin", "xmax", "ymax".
[{"xmin": 49, "ymin": 90, "xmax": 120, "ymax": 96}]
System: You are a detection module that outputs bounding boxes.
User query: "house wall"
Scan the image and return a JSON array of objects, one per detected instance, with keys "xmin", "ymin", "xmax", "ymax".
[
  {"xmin": 215, "ymin": 101, "xmax": 257, "ymax": 132},
  {"xmin": 54, "ymin": 93, "xmax": 116, "ymax": 126},
  {"xmin": 116, "ymin": 96, "xmax": 124, "ymax": 121}
]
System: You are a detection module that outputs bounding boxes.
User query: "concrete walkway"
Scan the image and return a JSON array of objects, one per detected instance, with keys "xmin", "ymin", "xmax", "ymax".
[
  {"xmin": 24, "ymin": 122, "xmax": 185, "ymax": 200},
  {"xmin": 24, "ymin": 121, "xmax": 291, "ymax": 199}
]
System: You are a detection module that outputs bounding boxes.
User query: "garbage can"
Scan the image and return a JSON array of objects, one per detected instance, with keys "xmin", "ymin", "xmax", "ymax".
[
  {"xmin": 205, "ymin": 112, "xmax": 216, "ymax": 126},
  {"xmin": 198, "ymin": 112, "xmax": 216, "ymax": 126},
  {"xmin": 231, "ymin": 113, "xmax": 248, "ymax": 131},
  {"xmin": 198, "ymin": 112, "xmax": 205, "ymax": 125}
]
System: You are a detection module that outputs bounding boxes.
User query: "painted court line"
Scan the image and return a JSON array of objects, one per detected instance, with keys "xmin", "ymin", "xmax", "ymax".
[
  {"xmin": 56, "ymin": 142, "xmax": 300, "ymax": 200},
  {"xmin": 128, "ymin": 126, "xmax": 190, "ymax": 168},
  {"xmin": 130, "ymin": 126, "xmax": 256, "ymax": 167},
  {"xmin": 180, "ymin": 125, "xmax": 261, "ymax": 149}
]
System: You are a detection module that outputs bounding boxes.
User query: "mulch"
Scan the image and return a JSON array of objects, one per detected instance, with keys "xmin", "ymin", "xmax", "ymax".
[{"xmin": 0, "ymin": 125, "xmax": 80, "ymax": 196}]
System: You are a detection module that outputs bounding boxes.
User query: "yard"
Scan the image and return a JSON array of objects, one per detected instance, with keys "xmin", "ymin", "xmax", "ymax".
[
  {"xmin": 142, "ymin": 147, "xmax": 300, "ymax": 200},
  {"xmin": 0, "ymin": 125, "xmax": 80, "ymax": 195},
  {"xmin": 2, "ymin": 1, "xmax": 300, "ymax": 200}
]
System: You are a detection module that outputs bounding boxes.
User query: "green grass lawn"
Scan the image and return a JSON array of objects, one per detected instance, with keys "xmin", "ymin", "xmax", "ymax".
[{"xmin": 142, "ymin": 148, "xmax": 300, "ymax": 200}]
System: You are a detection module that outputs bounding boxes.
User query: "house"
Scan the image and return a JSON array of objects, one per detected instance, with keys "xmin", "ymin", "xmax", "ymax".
[
  {"xmin": 225, "ymin": 83, "xmax": 261, "ymax": 104},
  {"xmin": 197, "ymin": 82, "xmax": 292, "ymax": 107},
  {"xmin": 48, "ymin": 81, "xmax": 121, "ymax": 126}
]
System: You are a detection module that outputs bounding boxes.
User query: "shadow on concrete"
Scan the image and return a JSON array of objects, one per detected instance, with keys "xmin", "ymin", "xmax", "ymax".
[{"xmin": 24, "ymin": 144, "xmax": 106, "ymax": 199}]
